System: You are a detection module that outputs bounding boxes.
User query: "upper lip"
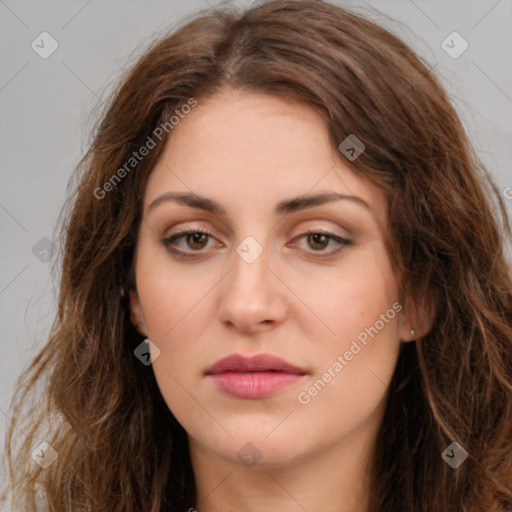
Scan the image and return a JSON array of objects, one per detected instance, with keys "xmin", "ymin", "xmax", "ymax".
[{"xmin": 206, "ymin": 353, "xmax": 307, "ymax": 375}]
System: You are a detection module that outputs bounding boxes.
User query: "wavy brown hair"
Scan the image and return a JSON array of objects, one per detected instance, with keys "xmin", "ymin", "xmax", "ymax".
[{"xmin": 2, "ymin": 1, "xmax": 512, "ymax": 510}]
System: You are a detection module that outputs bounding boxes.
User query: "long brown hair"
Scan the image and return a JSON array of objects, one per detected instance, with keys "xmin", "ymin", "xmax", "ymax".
[{"xmin": 2, "ymin": 1, "xmax": 512, "ymax": 510}]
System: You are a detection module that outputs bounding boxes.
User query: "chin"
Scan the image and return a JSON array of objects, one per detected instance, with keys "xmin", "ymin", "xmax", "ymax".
[{"xmin": 201, "ymin": 420, "xmax": 316, "ymax": 468}]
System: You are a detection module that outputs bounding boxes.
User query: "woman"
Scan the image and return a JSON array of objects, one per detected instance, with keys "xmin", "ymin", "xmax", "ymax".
[{"xmin": 2, "ymin": 1, "xmax": 511, "ymax": 510}]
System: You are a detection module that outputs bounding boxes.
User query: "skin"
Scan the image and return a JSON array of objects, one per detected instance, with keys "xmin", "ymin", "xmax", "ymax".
[{"xmin": 129, "ymin": 89, "xmax": 430, "ymax": 512}]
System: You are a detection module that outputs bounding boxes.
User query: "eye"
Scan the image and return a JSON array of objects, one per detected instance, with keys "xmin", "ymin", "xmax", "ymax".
[
  {"xmin": 162, "ymin": 229, "xmax": 218, "ymax": 257},
  {"xmin": 292, "ymin": 230, "xmax": 351, "ymax": 256},
  {"xmin": 162, "ymin": 228, "xmax": 351, "ymax": 259}
]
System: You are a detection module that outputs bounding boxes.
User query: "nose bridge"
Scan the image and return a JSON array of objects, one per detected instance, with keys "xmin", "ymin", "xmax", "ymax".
[
  {"xmin": 217, "ymin": 234, "xmax": 286, "ymax": 331},
  {"xmin": 230, "ymin": 235, "xmax": 270, "ymax": 295}
]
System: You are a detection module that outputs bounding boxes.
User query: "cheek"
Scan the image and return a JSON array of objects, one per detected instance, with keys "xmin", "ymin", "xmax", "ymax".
[
  {"xmin": 295, "ymin": 246, "xmax": 401, "ymax": 408},
  {"xmin": 135, "ymin": 250, "xmax": 218, "ymax": 413},
  {"xmin": 136, "ymin": 247, "xmax": 216, "ymax": 342},
  {"xmin": 295, "ymin": 308, "xmax": 401, "ymax": 443},
  {"xmin": 301, "ymin": 244, "xmax": 400, "ymax": 348},
  {"xmin": 136, "ymin": 258, "xmax": 216, "ymax": 427}
]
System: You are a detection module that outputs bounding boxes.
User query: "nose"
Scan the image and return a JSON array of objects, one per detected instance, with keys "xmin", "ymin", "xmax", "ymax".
[{"xmin": 217, "ymin": 243, "xmax": 287, "ymax": 334}]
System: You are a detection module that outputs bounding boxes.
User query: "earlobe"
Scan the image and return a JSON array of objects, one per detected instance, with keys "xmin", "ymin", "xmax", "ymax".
[
  {"xmin": 399, "ymin": 324, "xmax": 417, "ymax": 343},
  {"xmin": 399, "ymin": 297, "xmax": 435, "ymax": 342}
]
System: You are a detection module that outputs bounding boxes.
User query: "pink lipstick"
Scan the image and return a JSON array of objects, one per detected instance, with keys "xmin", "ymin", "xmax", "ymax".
[{"xmin": 205, "ymin": 353, "xmax": 307, "ymax": 399}]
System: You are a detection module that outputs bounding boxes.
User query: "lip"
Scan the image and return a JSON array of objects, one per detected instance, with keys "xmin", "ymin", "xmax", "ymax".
[{"xmin": 206, "ymin": 353, "xmax": 307, "ymax": 399}]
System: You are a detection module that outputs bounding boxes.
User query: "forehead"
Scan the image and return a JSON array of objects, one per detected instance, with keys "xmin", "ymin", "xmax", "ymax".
[{"xmin": 143, "ymin": 90, "xmax": 387, "ymax": 220}]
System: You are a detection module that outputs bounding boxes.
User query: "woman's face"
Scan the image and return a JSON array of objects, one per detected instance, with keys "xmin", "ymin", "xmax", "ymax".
[{"xmin": 129, "ymin": 90, "xmax": 416, "ymax": 469}]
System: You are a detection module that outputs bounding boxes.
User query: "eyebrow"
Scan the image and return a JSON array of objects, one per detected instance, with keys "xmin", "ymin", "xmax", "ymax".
[{"xmin": 147, "ymin": 191, "xmax": 371, "ymax": 216}]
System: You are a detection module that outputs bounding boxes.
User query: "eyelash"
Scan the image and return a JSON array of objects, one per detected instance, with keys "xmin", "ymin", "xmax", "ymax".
[{"xmin": 161, "ymin": 228, "xmax": 351, "ymax": 259}]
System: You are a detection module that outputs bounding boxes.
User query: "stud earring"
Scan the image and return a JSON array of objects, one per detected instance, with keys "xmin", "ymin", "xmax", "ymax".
[{"xmin": 410, "ymin": 329, "xmax": 416, "ymax": 338}]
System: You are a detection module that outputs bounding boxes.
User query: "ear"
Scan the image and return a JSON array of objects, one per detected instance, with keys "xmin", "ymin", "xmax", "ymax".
[
  {"xmin": 399, "ymin": 296, "xmax": 435, "ymax": 342},
  {"xmin": 128, "ymin": 289, "xmax": 146, "ymax": 337}
]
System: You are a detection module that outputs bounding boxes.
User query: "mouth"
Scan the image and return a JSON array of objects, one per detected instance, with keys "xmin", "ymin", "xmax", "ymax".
[{"xmin": 205, "ymin": 353, "xmax": 308, "ymax": 399}]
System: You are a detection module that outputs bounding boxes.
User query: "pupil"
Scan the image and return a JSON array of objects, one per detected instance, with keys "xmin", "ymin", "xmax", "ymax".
[
  {"xmin": 309, "ymin": 233, "xmax": 327, "ymax": 250},
  {"xmin": 189, "ymin": 233, "xmax": 206, "ymax": 248}
]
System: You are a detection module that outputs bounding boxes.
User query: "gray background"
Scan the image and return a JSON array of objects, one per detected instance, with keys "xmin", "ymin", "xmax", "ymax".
[{"xmin": 1, "ymin": 0, "xmax": 511, "ymax": 498}]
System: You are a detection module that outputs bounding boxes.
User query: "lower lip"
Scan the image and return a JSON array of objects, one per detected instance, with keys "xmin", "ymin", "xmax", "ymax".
[{"xmin": 209, "ymin": 371, "xmax": 305, "ymax": 399}]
